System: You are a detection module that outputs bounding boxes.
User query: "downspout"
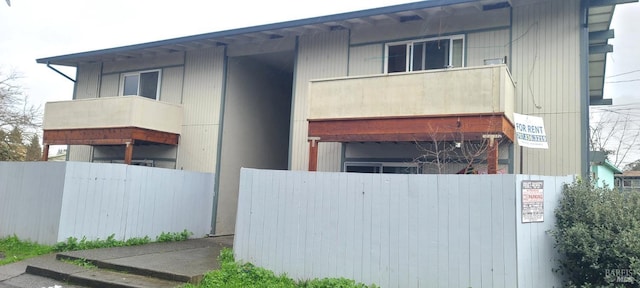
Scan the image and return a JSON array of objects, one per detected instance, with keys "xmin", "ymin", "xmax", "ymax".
[
  {"xmin": 212, "ymin": 45, "xmax": 229, "ymax": 235},
  {"xmin": 46, "ymin": 62, "xmax": 76, "ymax": 82},
  {"xmin": 580, "ymin": 0, "xmax": 590, "ymax": 178}
]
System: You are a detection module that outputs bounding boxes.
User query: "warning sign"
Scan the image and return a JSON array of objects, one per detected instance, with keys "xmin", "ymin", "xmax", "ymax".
[{"xmin": 522, "ymin": 180, "xmax": 544, "ymax": 223}]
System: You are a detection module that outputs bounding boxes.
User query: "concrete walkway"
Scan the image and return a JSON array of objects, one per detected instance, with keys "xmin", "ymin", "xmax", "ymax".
[{"xmin": 0, "ymin": 235, "xmax": 233, "ymax": 288}]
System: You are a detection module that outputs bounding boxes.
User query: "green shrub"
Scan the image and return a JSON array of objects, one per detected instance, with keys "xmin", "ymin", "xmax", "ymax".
[
  {"xmin": 184, "ymin": 248, "xmax": 377, "ymax": 288},
  {"xmin": 551, "ymin": 180, "xmax": 640, "ymax": 287}
]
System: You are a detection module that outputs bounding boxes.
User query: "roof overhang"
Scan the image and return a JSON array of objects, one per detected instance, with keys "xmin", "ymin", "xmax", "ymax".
[
  {"xmin": 588, "ymin": 0, "xmax": 638, "ymax": 106},
  {"xmin": 36, "ymin": 0, "xmax": 637, "ymax": 106},
  {"xmin": 36, "ymin": 0, "xmax": 510, "ymax": 66}
]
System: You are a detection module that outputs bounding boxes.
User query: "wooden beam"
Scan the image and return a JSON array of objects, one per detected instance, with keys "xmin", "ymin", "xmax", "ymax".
[
  {"xmin": 43, "ymin": 127, "xmax": 179, "ymax": 146},
  {"xmin": 308, "ymin": 138, "xmax": 319, "ymax": 171},
  {"xmin": 308, "ymin": 114, "xmax": 515, "ymax": 143},
  {"xmin": 42, "ymin": 144, "xmax": 50, "ymax": 161},
  {"xmin": 486, "ymin": 136, "xmax": 499, "ymax": 174},
  {"xmin": 124, "ymin": 142, "xmax": 133, "ymax": 165}
]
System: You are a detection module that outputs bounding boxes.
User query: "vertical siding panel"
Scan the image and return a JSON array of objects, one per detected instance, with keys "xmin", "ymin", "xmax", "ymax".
[
  {"xmin": 351, "ymin": 173, "xmax": 366, "ymax": 282},
  {"xmin": 437, "ymin": 175, "xmax": 450, "ymax": 288},
  {"xmin": 491, "ymin": 176, "xmax": 506, "ymax": 288},
  {"xmin": 337, "ymin": 173, "xmax": 354, "ymax": 279},
  {"xmin": 360, "ymin": 173, "xmax": 374, "ymax": 284},
  {"xmin": 99, "ymin": 74, "xmax": 119, "ymax": 97},
  {"xmin": 444, "ymin": 175, "xmax": 460, "ymax": 288},
  {"xmin": 396, "ymin": 174, "xmax": 410, "ymax": 288},
  {"xmin": 291, "ymin": 30, "xmax": 349, "ymax": 171},
  {"xmin": 68, "ymin": 63, "xmax": 101, "ymax": 162},
  {"xmin": 348, "ymin": 44, "xmax": 384, "ymax": 76},
  {"xmin": 406, "ymin": 175, "xmax": 419, "ymax": 288},
  {"xmin": 160, "ymin": 66, "xmax": 184, "ymax": 104},
  {"xmin": 234, "ymin": 168, "xmax": 251, "ymax": 261},
  {"xmin": 468, "ymin": 176, "xmax": 482, "ymax": 285},
  {"xmin": 503, "ymin": 175, "xmax": 518, "ymax": 287},
  {"xmin": 466, "ymin": 29, "xmax": 510, "ymax": 67},
  {"xmin": 178, "ymin": 47, "xmax": 225, "ymax": 173},
  {"xmin": 457, "ymin": 176, "xmax": 471, "ymax": 287},
  {"xmin": 512, "ymin": 0, "xmax": 581, "ymax": 176},
  {"xmin": 264, "ymin": 170, "xmax": 281, "ymax": 269}
]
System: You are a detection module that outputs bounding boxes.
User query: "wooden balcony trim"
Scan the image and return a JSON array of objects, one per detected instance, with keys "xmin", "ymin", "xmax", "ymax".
[
  {"xmin": 308, "ymin": 114, "xmax": 515, "ymax": 143},
  {"xmin": 43, "ymin": 127, "xmax": 179, "ymax": 146}
]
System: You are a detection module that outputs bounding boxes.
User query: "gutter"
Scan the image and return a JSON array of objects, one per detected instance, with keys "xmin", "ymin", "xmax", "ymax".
[{"xmin": 46, "ymin": 62, "xmax": 76, "ymax": 82}]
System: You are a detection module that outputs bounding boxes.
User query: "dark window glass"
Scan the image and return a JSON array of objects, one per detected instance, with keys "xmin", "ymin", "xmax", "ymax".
[
  {"xmin": 139, "ymin": 71, "xmax": 159, "ymax": 99},
  {"xmin": 412, "ymin": 43, "xmax": 424, "ymax": 71},
  {"xmin": 425, "ymin": 40, "xmax": 450, "ymax": 70},
  {"xmin": 387, "ymin": 45, "xmax": 407, "ymax": 73}
]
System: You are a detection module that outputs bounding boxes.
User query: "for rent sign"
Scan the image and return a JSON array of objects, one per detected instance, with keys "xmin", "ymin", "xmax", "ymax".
[{"xmin": 513, "ymin": 113, "xmax": 549, "ymax": 149}]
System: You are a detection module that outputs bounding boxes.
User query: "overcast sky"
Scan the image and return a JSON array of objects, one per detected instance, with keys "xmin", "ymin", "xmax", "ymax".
[{"xmin": 1, "ymin": 0, "xmax": 639, "ymax": 162}]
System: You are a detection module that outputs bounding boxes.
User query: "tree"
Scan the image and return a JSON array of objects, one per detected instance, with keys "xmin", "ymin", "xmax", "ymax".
[
  {"xmin": 0, "ymin": 68, "xmax": 41, "ymax": 161},
  {"xmin": 413, "ymin": 116, "xmax": 506, "ymax": 174},
  {"xmin": 25, "ymin": 134, "xmax": 42, "ymax": 161},
  {"xmin": 590, "ymin": 110, "xmax": 640, "ymax": 169},
  {"xmin": 623, "ymin": 159, "xmax": 640, "ymax": 172}
]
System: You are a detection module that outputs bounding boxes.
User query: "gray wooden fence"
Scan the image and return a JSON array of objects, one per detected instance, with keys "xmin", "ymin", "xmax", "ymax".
[
  {"xmin": 234, "ymin": 168, "xmax": 574, "ymax": 288},
  {"xmin": 0, "ymin": 161, "xmax": 215, "ymax": 244}
]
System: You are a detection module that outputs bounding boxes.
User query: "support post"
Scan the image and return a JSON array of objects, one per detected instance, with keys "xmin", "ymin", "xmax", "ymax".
[
  {"xmin": 124, "ymin": 141, "xmax": 133, "ymax": 165},
  {"xmin": 483, "ymin": 134, "xmax": 502, "ymax": 174},
  {"xmin": 42, "ymin": 144, "xmax": 50, "ymax": 161},
  {"xmin": 308, "ymin": 137, "xmax": 320, "ymax": 171}
]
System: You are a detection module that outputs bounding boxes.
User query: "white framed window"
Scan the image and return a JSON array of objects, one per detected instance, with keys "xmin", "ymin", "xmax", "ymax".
[
  {"xmin": 344, "ymin": 162, "xmax": 420, "ymax": 174},
  {"xmin": 120, "ymin": 70, "xmax": 161, "ymax": 100},
  {"xmin": 384, "ymin": 35, "xmax": 465, "ymax": 73}
]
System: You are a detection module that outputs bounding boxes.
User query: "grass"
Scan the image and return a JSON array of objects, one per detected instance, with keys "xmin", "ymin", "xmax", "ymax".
[
  {"xmin": 183, "ymin": 248, "xmax": 378, "ymax": 288},
  {"xmin": 0, "ymin": 230, "xmax": 193, "ymax": 266},
  {"xmin": 0, "ymin": 235, "xmax": 54, "ymax": 265}
]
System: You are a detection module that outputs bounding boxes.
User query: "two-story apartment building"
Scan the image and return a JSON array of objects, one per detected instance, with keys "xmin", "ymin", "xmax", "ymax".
[{"xmin": 37, "ymin": 0, "xmax": 633, "ymax": 234}]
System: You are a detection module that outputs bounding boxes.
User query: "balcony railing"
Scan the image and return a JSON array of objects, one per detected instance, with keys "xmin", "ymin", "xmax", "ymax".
[
  {"xmin": 308, "ymin": 64, "xmax": 515, "ymax": 122},
  {"xmin": 43, "ymin": 96, "xmax": 183, "ymax": 134}
]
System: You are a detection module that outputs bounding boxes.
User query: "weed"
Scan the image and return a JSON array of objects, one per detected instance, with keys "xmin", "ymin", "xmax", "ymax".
[
  {"xmin": 183, "ymin": 248, "xmax": 378, "ymax": 288},
  {"xmin": 156, "ymin": 229, "xmax": 192, "ymax": 242},
  {"xmin": 61, "ymin": 257, "xmax": 97, "ymax": 269},
  {"xmin": 53, "ymin": 234, "xmax": 152, "ymax": 252}
]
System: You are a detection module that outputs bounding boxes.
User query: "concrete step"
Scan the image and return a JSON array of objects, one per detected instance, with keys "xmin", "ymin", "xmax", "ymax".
[
  {"xmin": 25, "ymin": 256, "xmax": 183, "ymax": 288},
  {"xmin": 56, "ymin": 254, "xmax": 194, "ymax": 284}
]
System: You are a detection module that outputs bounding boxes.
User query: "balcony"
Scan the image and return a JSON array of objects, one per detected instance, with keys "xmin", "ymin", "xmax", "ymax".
[
  {"xmin": 43, "ymin": 96, "xmax": 182, "ymax": 134},
  {"xmin": 309, "ymin": 64, "xmax": 515, "ymax": 122},
  {"xmin": 306, "ymin": 65, "xmax": 516, "ymax": 172},
  {"xmin": 42, "ymin": 96, "xmax": 183, "ymax": 163}
]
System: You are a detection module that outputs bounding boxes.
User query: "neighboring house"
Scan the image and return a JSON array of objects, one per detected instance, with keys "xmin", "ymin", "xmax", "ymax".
[
  {"xmin": 36, "ymin": 0, "xmax": 635, "ymax": 235},
  {"xmin": 615, "ymin": 171, "xmax": 640, "ymax": 192},
  {"xmin": 590, "ymin": 151, "xmax": 622, "ymax": 188}
]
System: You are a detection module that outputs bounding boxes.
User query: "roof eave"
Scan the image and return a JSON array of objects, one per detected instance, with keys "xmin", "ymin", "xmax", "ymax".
[{"xmin": 36, "ymin": 0, "xmax": 476, "ymax": 67}]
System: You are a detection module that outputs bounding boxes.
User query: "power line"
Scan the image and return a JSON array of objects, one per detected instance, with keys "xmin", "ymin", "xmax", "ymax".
[
  {"xmin": 606, "ymin": 69, "xmax": 640, "ymax": 79},
  {"xmin": 605, "ymin": 79, "xmax": 640, "ymax": 84}
]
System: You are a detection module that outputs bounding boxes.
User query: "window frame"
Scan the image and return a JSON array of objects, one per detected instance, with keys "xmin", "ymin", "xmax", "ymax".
[
  {"xmin": 384, "ymin": 34, "xmax": 465, "ymax": 74},
  {"xmin": 119, "ymin": 69, "xmax": 162, "ymax": 100},
  {"xmin": 344, "ymin": 161, "xmax": 420, "ymax": 174}
]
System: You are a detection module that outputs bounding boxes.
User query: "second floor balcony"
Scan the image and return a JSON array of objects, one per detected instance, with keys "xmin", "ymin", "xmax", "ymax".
[
  {"xmin": 308, "ymin": 64, "xmax": 515, "ymax": 123},
  {"xmin": 43, "ymin": 96, "xmax": 183, "ymax": 135},
  {"xmin": 42, "ymin": 96, "xmax": 183, "ymax": 163}
]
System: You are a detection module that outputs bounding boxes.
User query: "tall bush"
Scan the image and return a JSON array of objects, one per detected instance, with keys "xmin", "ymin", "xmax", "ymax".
[{"xmin": 551, "ymin": 180, "xmax": 640, "ymax": 287}]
